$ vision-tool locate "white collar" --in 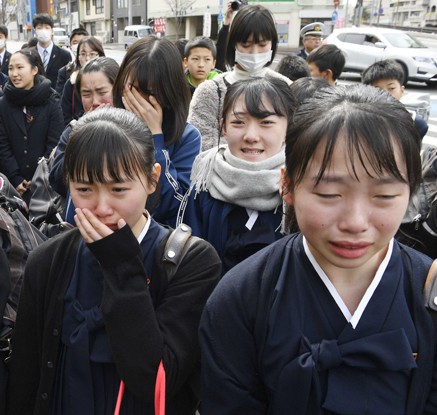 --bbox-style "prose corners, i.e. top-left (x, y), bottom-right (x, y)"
top-left (225, 66), bottom-right (271, 84)
top-left (303, 236), bottom-right (394, 329)
top-left (37, 42), bottom-right (54, 58)
top-left (137, 211), bottom-right (151, 243)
